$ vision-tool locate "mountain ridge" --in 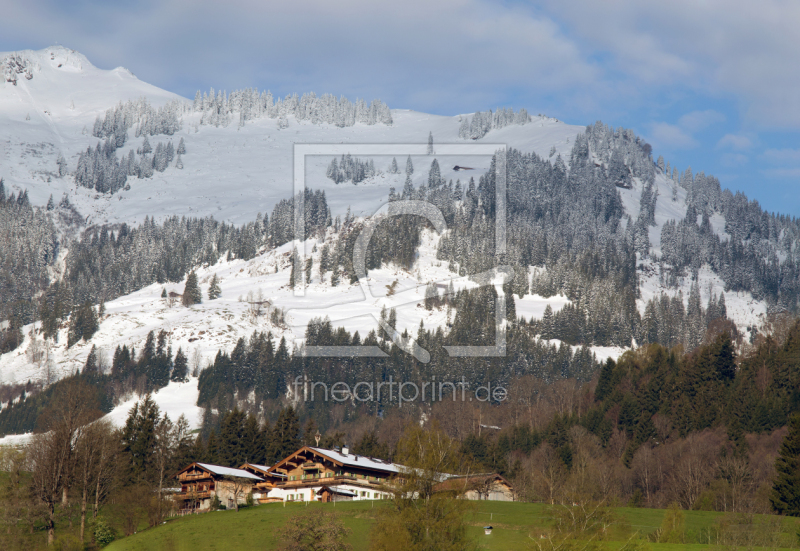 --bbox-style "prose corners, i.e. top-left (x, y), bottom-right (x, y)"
top-left (0, 47), bottom-right (795, 435)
